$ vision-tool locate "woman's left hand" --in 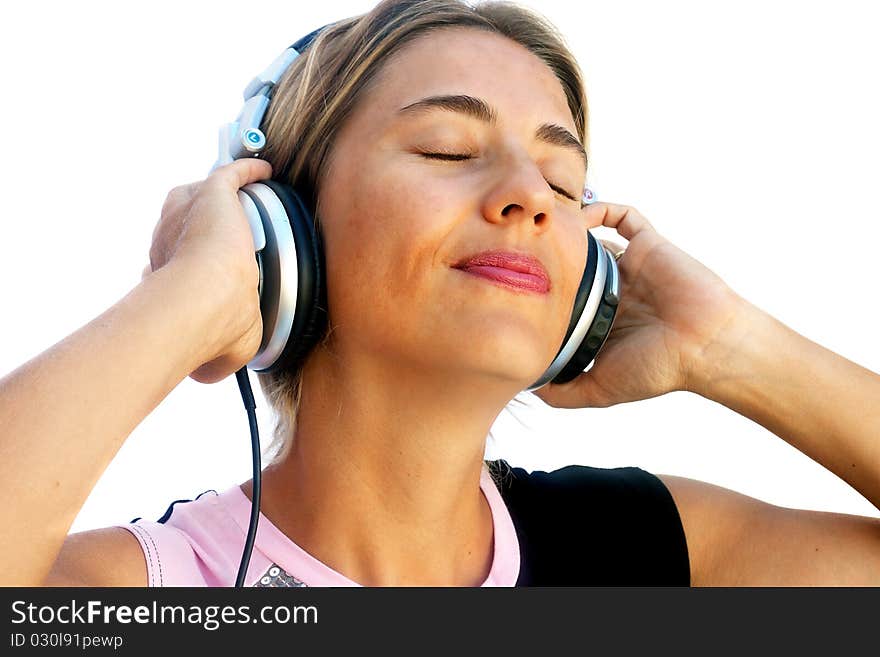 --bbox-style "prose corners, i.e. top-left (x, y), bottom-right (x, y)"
top-left (532, 202), bottom-right (746, 409)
